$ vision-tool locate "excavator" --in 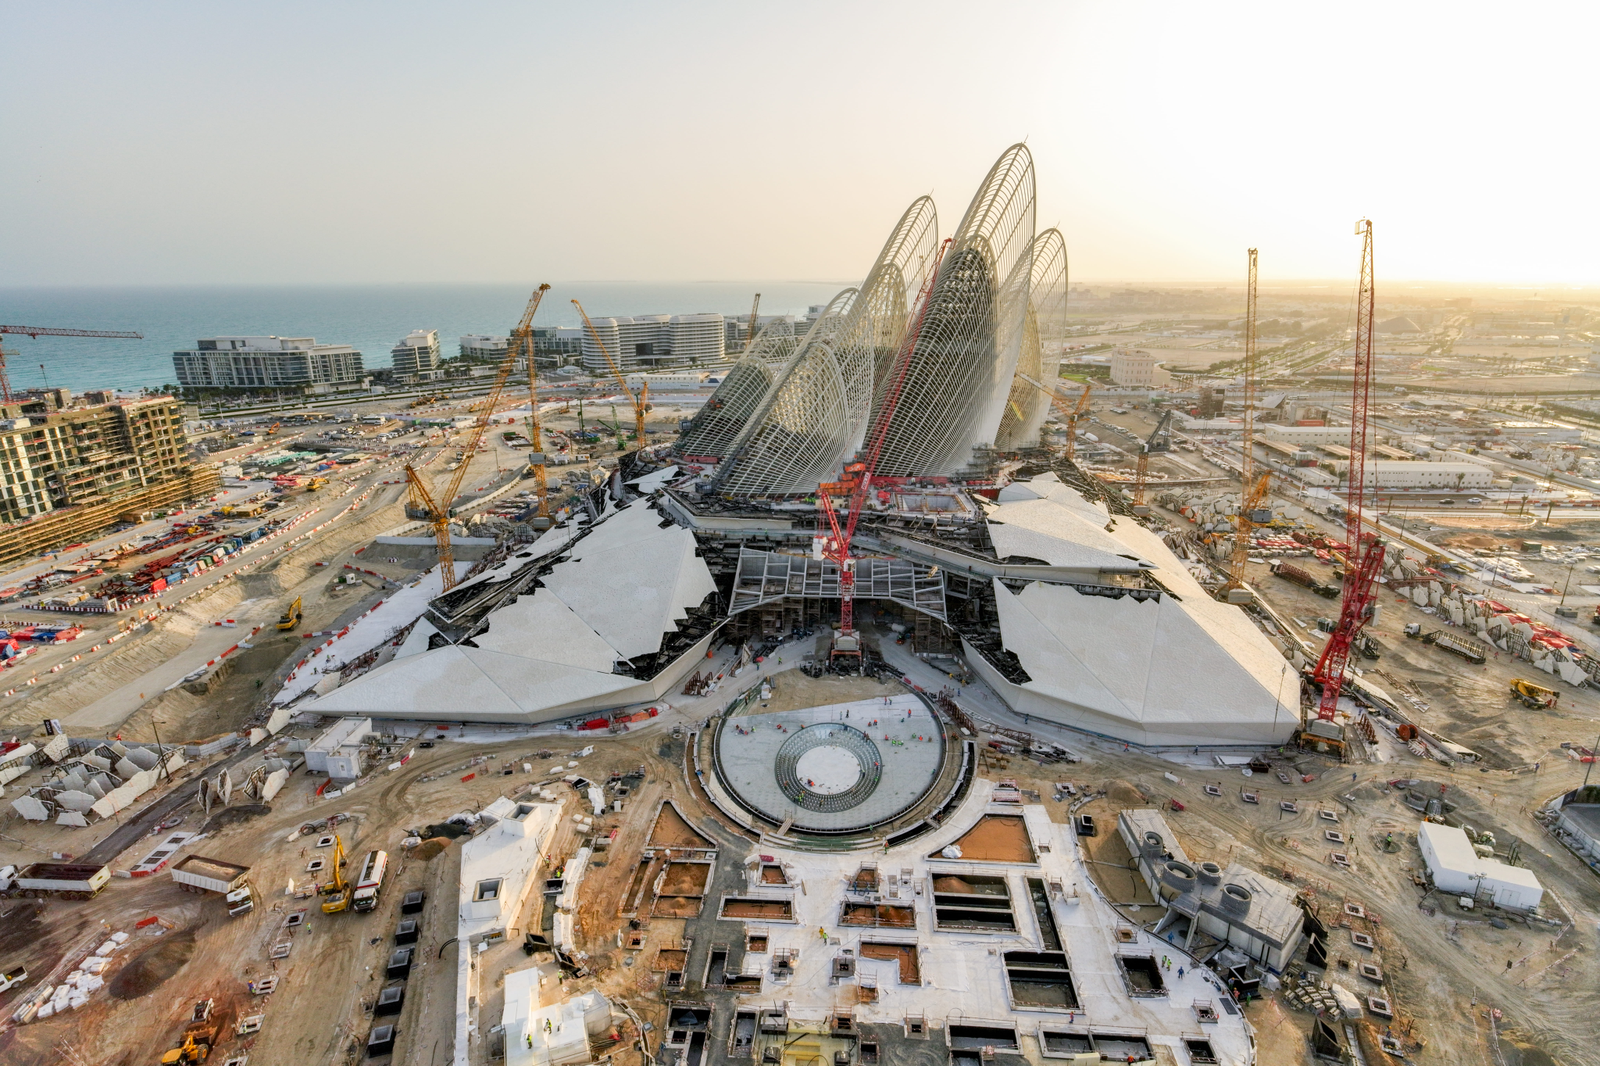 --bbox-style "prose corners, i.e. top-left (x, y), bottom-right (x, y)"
top-left (275, 595), bottom-right (302, 632)
top-left (320, 831), bottom-right (352, 913)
